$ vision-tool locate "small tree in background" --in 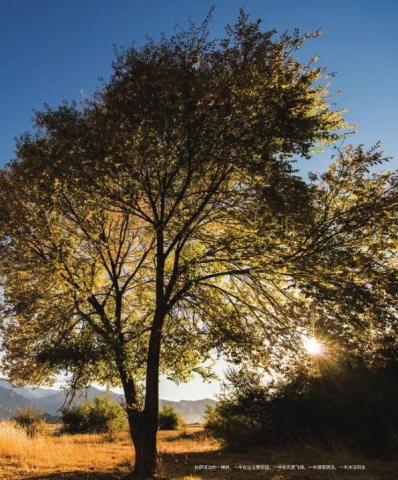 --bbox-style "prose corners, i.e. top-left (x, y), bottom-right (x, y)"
top-left (158, 405), bottom-right (185, 430)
